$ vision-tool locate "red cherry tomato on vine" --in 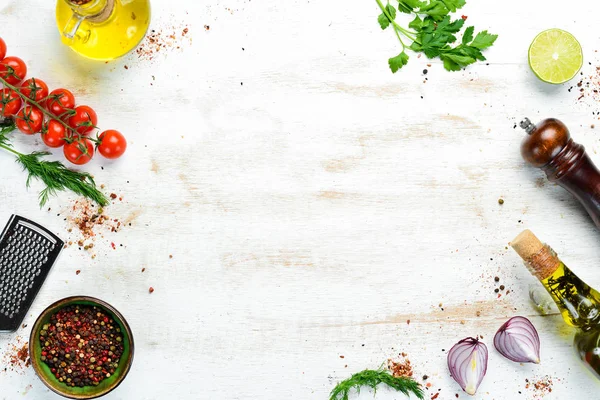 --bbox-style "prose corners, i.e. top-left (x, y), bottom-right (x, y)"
top-left (64, 138), bottom-right (94, 165)
top-left (0, 38), bottom-right (6, 60)
top-left (97, 130), bottom-right (127, 159)
top-left (68, 105), bottom-right (97, 135)
top-left (41, 120), bottom-right (68, 148)
top-left (0, 88), bottom-right (21, 117)
top-left (46, 88), bottom-right (75, 118)
top-left (20, 78), bottom-right (49, 104)
top-left (0, 56), bottom-right (27, 85)
top-left (15, 106), bottom-right (43, 135)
